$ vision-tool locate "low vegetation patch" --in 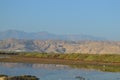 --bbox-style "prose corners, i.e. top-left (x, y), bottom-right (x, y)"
top-left (18, 52), bottom-right (120, 63)
top-left (0, 51), bottom-right (120, 65)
